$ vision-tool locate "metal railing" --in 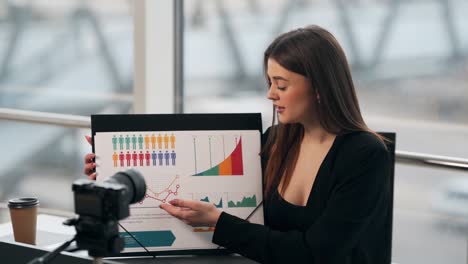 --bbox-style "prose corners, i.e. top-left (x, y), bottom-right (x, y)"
top-left (396, 151), bottom-right (468, 171)
top-left (2, 107), bottom-right (468, 171)
top-left (0, 108), bottom-right (90, 128)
